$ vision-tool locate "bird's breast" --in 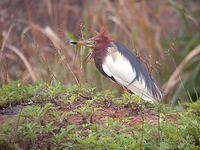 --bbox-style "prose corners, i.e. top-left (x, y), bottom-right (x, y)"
top-left (102, 46), bottom-right (138, 85)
